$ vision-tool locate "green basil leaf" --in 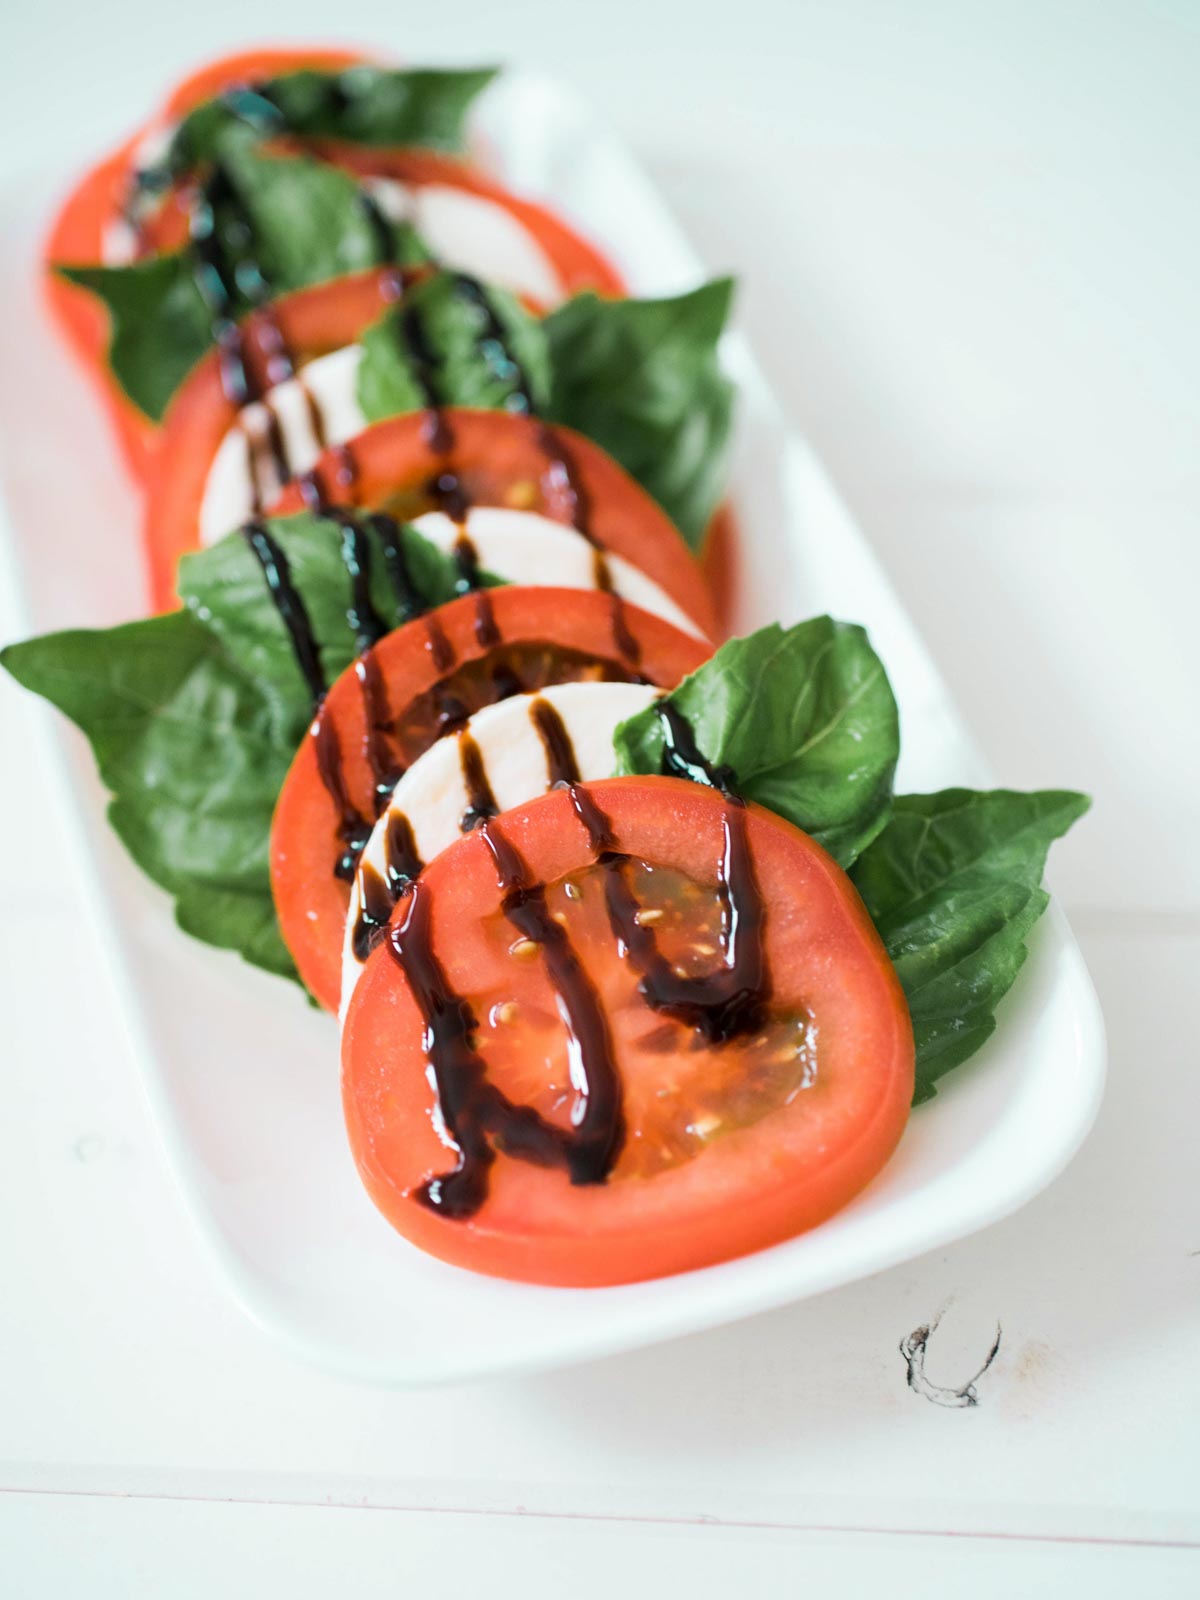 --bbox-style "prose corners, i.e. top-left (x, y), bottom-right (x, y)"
top-left (171, 66), bottom-right (498, 171)
top-left (0, 515), bottom-right (499, 984)
top-left (179, 511), bottom-right (490, 747)
top-left (357, 271), bottom-right (550, 422)
top-left (59, 141), bottom-right (430, 421)
top-left (58, 255), bottom-right (213, 423)
top-left (614, 618), bottom-right (900, 866)
top-left (850, 788), bottom-right (1091, 1103)
top-left (542, 279), bottom-right (736, 550)
top-left (0, 611), bottom-right (298, 982)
